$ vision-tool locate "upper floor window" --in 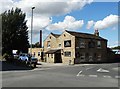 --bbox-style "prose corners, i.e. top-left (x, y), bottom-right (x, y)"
top-left (47, 41), bottom-right (50, 48)
top-left (59, 44), bottom-right (61, 47)
top-left (79, 39), bottom-right (85, 48)
top-left (64, 51), bottom-right (71, 57)
top-left (64, 40), bottom-right (71, 47)
top-left (97, 41), bottom-right (101, 48)
top-left (88, 40), bottom-right (95, 48)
